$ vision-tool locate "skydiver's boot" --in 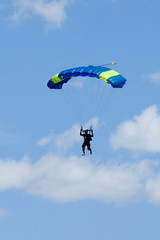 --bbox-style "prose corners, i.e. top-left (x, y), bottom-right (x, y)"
top-left (82, 152), bottom-right (85, 156)
top-left (90, 150), bottom-right (92, 155)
